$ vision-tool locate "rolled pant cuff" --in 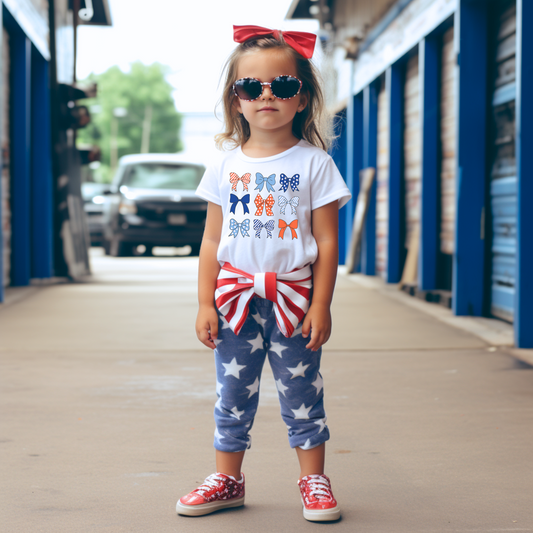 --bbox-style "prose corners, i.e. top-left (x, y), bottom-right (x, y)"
top-left (289, 427), bottom-right (330, 450)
